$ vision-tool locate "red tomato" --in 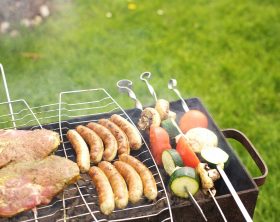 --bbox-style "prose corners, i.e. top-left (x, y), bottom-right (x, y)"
top-left (179, 110), bottom-right (208, 133)
top-left (149, 125), bottom-right (171, 166)
top-left (176, 136), bottom-right (200, 168)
